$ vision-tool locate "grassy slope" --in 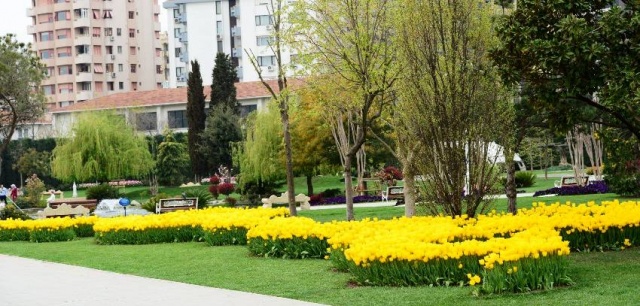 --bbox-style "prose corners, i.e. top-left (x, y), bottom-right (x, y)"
top-left (0, 239), bottom-right (639, 306)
